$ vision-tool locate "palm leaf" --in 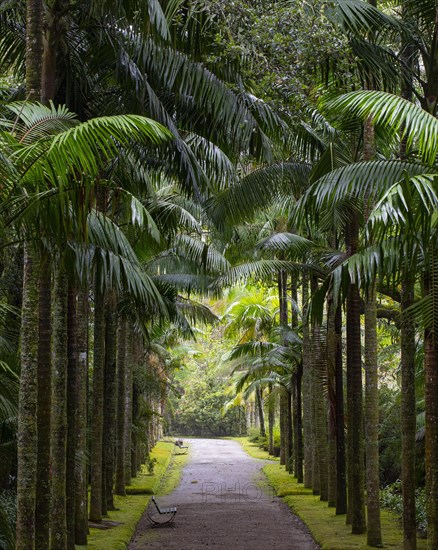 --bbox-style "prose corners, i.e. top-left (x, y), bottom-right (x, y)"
top-left (215, 260), bottom-right (323, 289)
top-left (207, 162), bottom-right (312, 229)
top-left (326, 91), bottom-right (438, 165)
